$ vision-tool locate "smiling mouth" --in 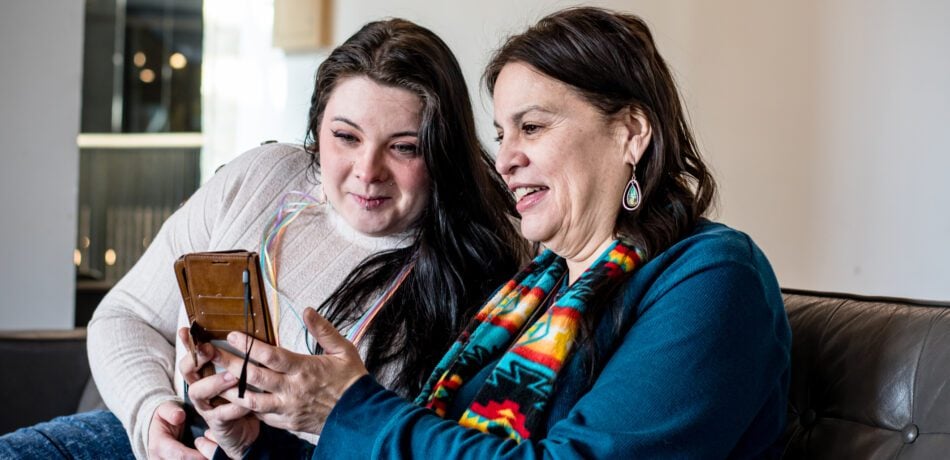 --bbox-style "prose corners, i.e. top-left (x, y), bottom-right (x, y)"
top-left (350, 193), bottom-right (391, 210)
top-left (512, 186), bottom-right (548, 201)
